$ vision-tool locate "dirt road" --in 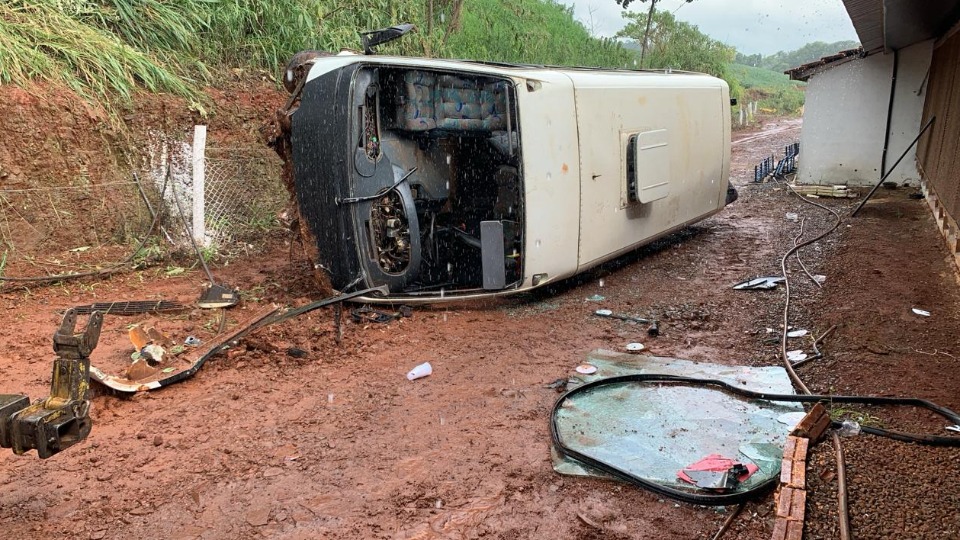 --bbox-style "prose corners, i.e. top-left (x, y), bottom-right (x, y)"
top-left (2, 118), bottom-right (958, 539)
